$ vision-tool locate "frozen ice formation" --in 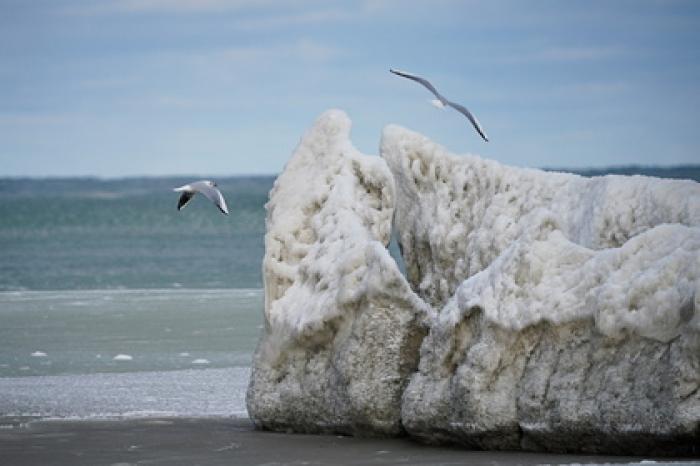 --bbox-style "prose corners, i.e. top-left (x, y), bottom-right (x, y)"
top-left (386, 125), bottom-right (700, 454)
top-left (246, 110), bottom-right (432, 435)
top-left (382, 124), bottom-right (699, 311)
top-left (247, 110), bottom-right (700, 454)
